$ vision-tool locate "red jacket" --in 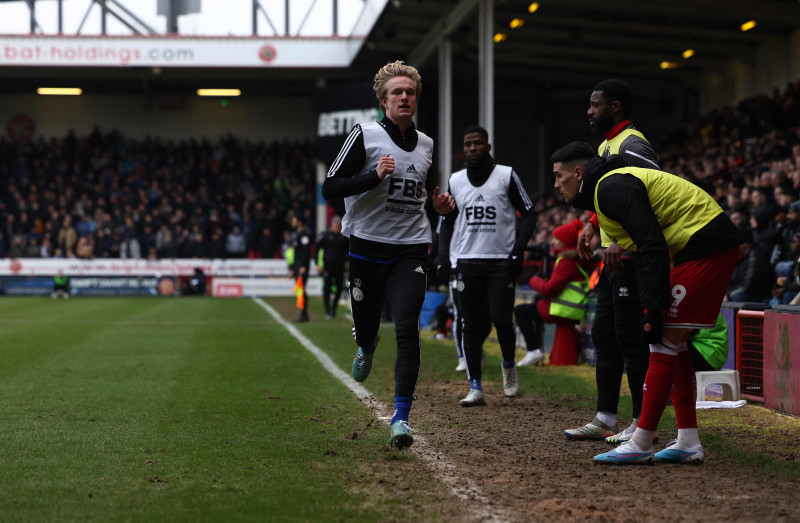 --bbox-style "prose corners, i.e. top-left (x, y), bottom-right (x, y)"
top-left (529, 252), bottom-right (592, 300)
